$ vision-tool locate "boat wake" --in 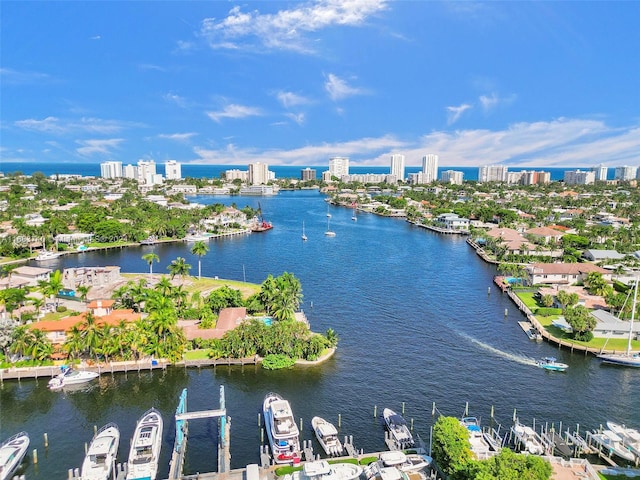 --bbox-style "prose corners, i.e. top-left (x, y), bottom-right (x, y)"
top-left (458, 332), bottom-right (537, 366)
